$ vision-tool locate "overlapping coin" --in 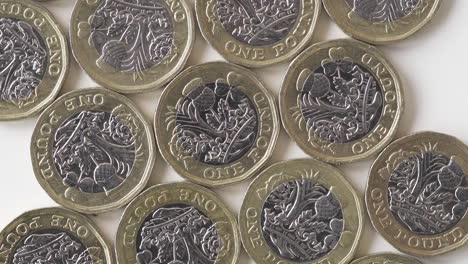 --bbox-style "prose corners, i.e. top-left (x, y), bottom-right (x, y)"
top-left (116, 182), bottom-right (240, 264)
top-left (0, 207), bottom-right (113, 264)
top-left (69, 0), bottom-right (194, 93)
top-left (240, 159), bottom-right (363, 264)
top-left (350, 253), bottom-right (422, 264)
top-left (280, 39), bottom-right (404, 164)
top-left (0, 0), bottom-right (68, 120)
top-left (195, 0), bottom-right (321, 68)
top-left (366, 131), bottom-right (468, 256)
top-left (323, 0), bottom-right (441, 44)
top-left (30, 88), bottom-right (156, 214)
top-left (155, 61), bottom-right (279, 186)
